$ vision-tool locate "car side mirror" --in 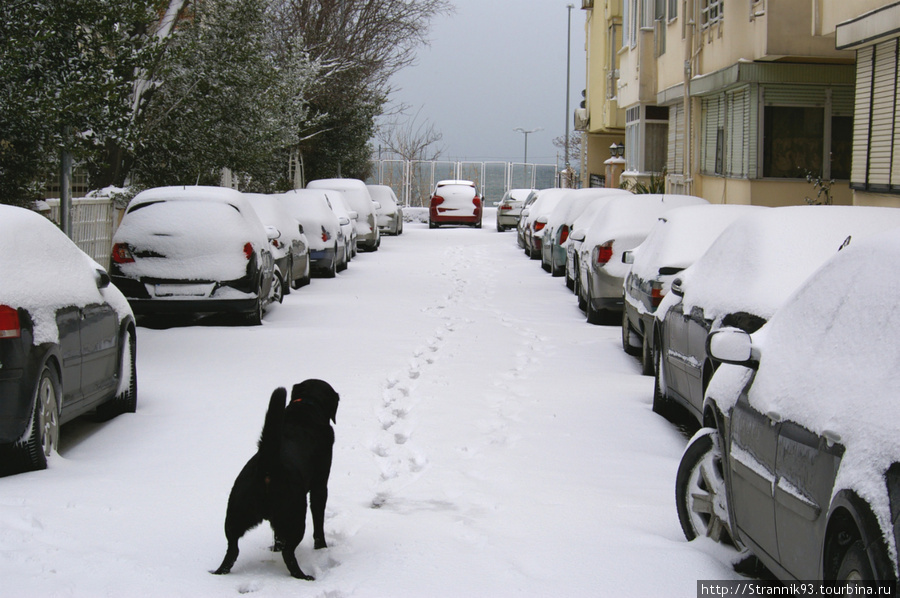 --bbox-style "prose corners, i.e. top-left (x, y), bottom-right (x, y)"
top-left (373, 201), bottom-right (381, 210)
top-left (671, 278), bottom-right (685, 297)
top-left (521, 209), bottom-right (530, 218)
top-left (339, 217), bottom-right (351, 226)
top-left (297, 223), bottom-right (304, 235)
top-left (570, 230), bottom-right (586, 242)
top-left (348, 211), bottom-right (358, 220)
top-left (622, 251), bottom-right (634, 265)
top-left (95, 269), bottom-right (111, 289)
top-left (265, 226), bottom-right (281, 240)
top-left (707, 328), bottom-right (758, 368)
